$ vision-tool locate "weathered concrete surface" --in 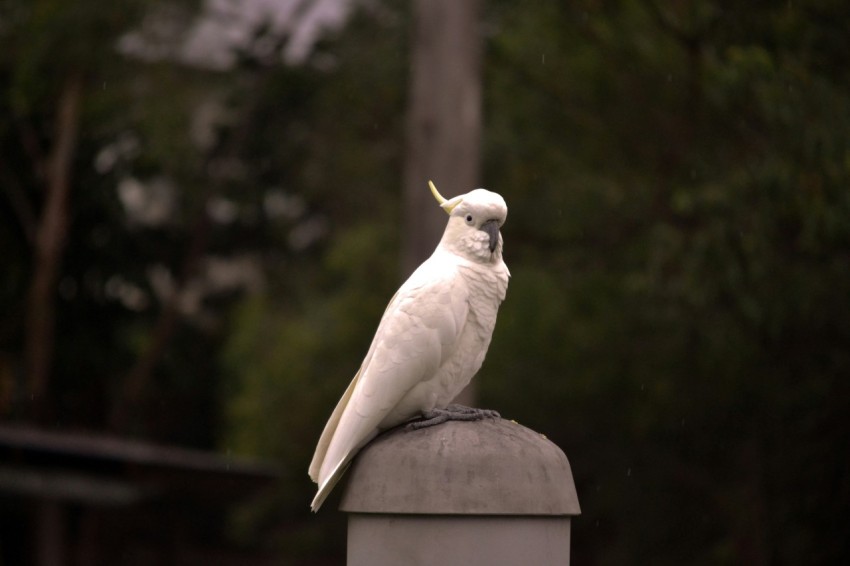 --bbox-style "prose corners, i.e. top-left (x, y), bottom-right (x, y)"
top-left (347, 514), bottom-right (572, 566)
top-left (339, 417), bottom-right (580, 515)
